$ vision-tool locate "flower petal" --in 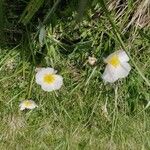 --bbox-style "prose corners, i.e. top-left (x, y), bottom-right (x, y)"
top-left (43, 67), bottom-right (55, 73)
top-left (102, 65), bottom-right (119, 83)
top-left (115, 62), bottom-right (131, 78)
top-left (52, 75), bottom-right (63, 90)
top-left (104, 50), bottom-right (129, 63)
top-left (41, 84), bottom-right (55, 91)
top-left (20, 106), bottom-right (25, 110)
top-left (104, 51), bottom-right (118, 63)
top-left (118, 50), bottom-right (129, 62)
